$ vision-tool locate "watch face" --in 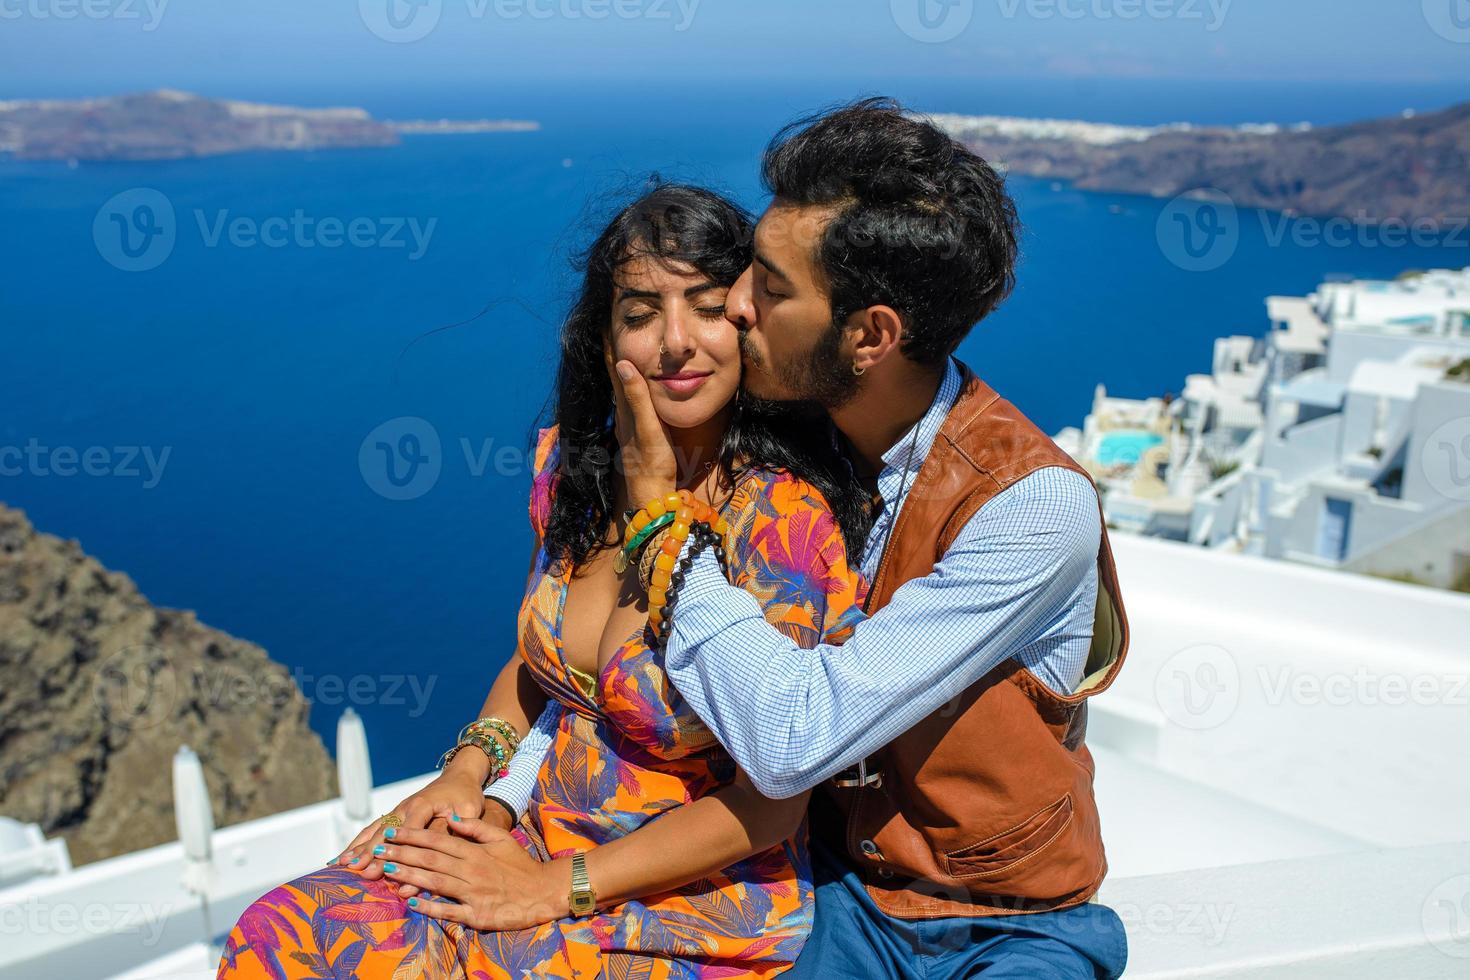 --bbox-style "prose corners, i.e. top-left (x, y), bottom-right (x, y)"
top-left (570, 892), bottom-right (597, 915)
